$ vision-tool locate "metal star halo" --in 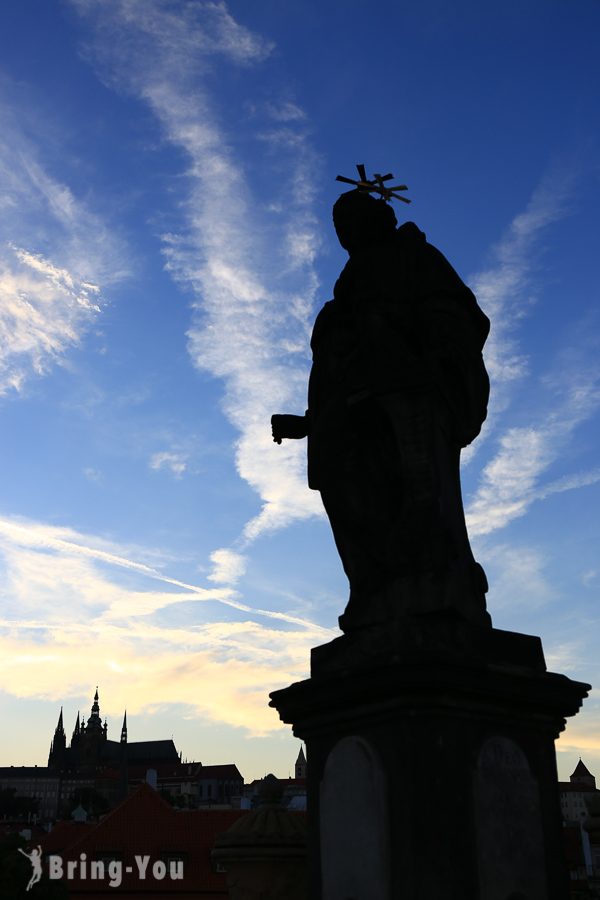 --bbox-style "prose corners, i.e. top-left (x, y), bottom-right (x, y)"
top-left (336, 163), bottom-right (411, 204)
